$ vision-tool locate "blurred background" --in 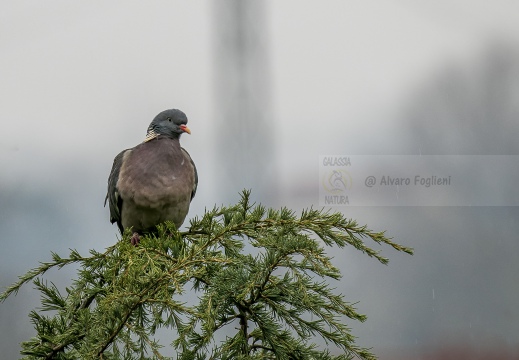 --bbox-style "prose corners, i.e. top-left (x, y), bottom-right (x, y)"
top-left (1, 1), bottom-right (519, 359)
